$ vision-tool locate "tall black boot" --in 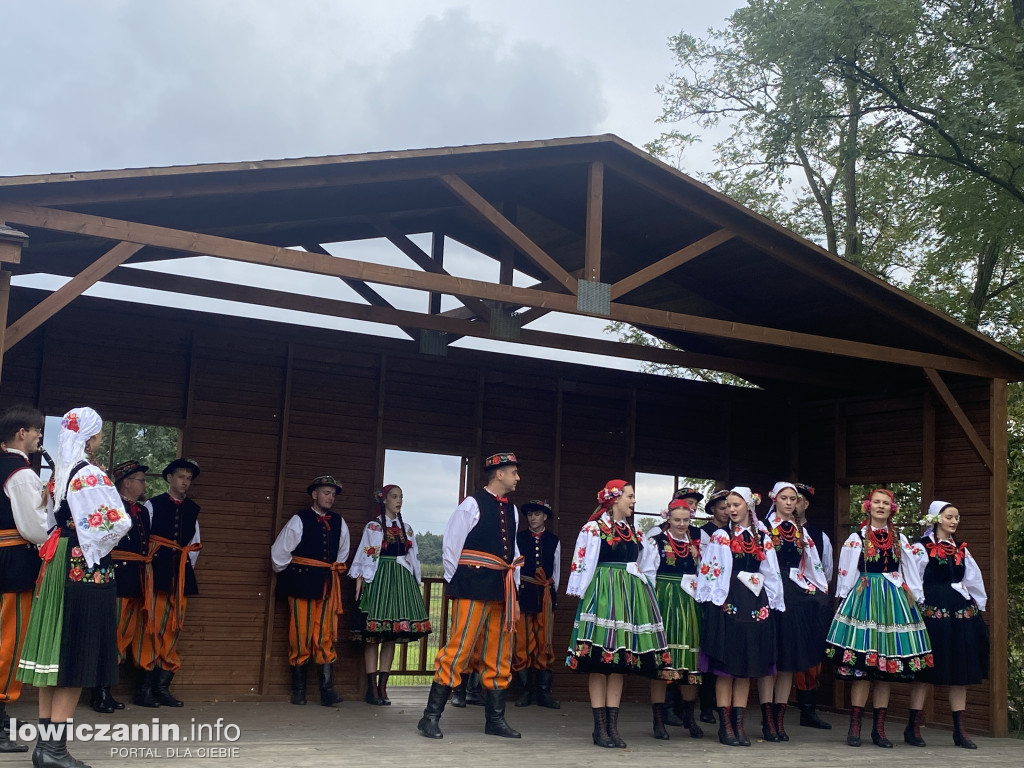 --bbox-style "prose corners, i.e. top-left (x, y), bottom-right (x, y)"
top-left (450, 676), bottom-right (468, 708)
top-left (364, 673), bottom-right (384, 705)
top-left (483, 689), bottom-right (521, 738)
top-left (679, 697), bottom-right (703, 738)
top-left (662, 683), bottom-right (685, 726)
top-left (377, 672), bottom-right (391, 705)
top-left (871, 706), bottom-right (893, 748)
top-left (774, 702), bottom-right (789, 741)
top-left (732, 706), bottom-right (750, 746)
top-left (37, 722), bottom-right (91, 768)
top-left (0, 701), bottom-right (27, 753)
top-left (154, 668), bottom-right (183, 707)
top-left (760, 702), bottom-right (779, 742)
top-left (592, 707), bottom-right (616, 748)
top-left (32, 717), bottom-right (50, 766)
top-left (319, 663), bottom-right (341, 707)
top-left (698, 674), bottom-right (717, 723)
top-left (135, 668), bottom-right (161, 708)
top-left (514, 669), bottom-right (533, 707)
top-left (417, 682), bottom-right (451, 739)
top-left (535, 668), bottom-right (561, 709)
top-left (717, 706), bottom-right (739, 746)
top-left (290, 664), bottom-right (307, 705)
top-left (465, 671), bottom-right (485, 706)
top-left (651, 702), bottom-right (670, 740)
top-left (952, 710), bottom-right (977, 749)
top-left (904, 708), bottom-right (926, 746)
top-left (847, 705), bottom-right (863, 747)
top-left (796, 688), bottom-right (832, 729)
top-left (606, 706), bottom-right (626, 748)
top-left (90, 686), bottom-right (121, 714)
